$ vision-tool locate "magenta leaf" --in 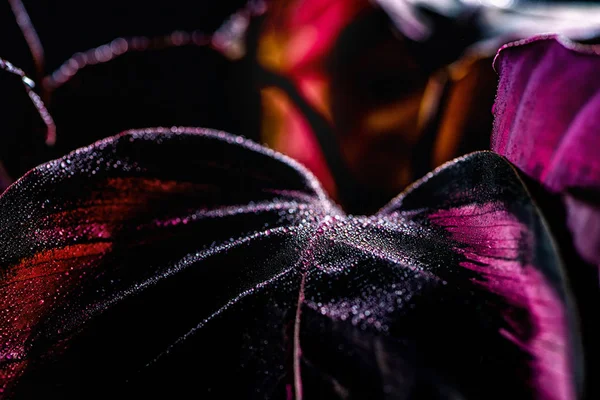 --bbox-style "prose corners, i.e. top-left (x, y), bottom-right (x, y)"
top-left (492, 36), bottom-right (600, 273)
top-left (492, 35), bottom-right (600, 194)
top-left (0, 129), bottom-right (580, 399)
